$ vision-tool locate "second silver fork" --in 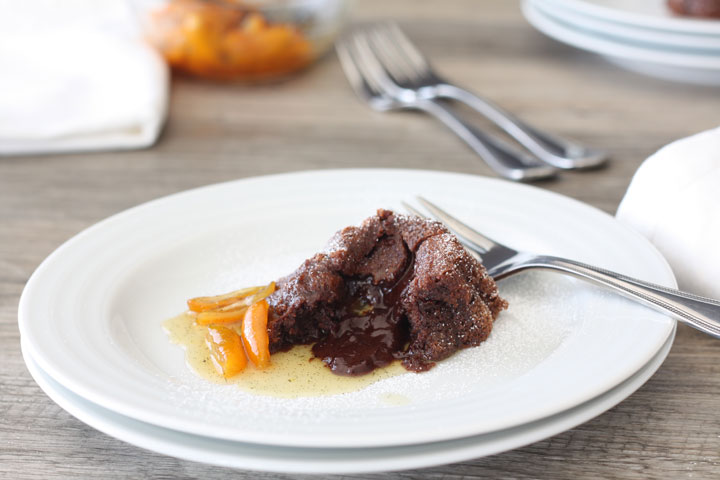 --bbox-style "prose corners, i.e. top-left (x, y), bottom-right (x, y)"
top-left (337, 29), bottom-right (557, 181)
top-left (368, 23), bottom-right (608, 170)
